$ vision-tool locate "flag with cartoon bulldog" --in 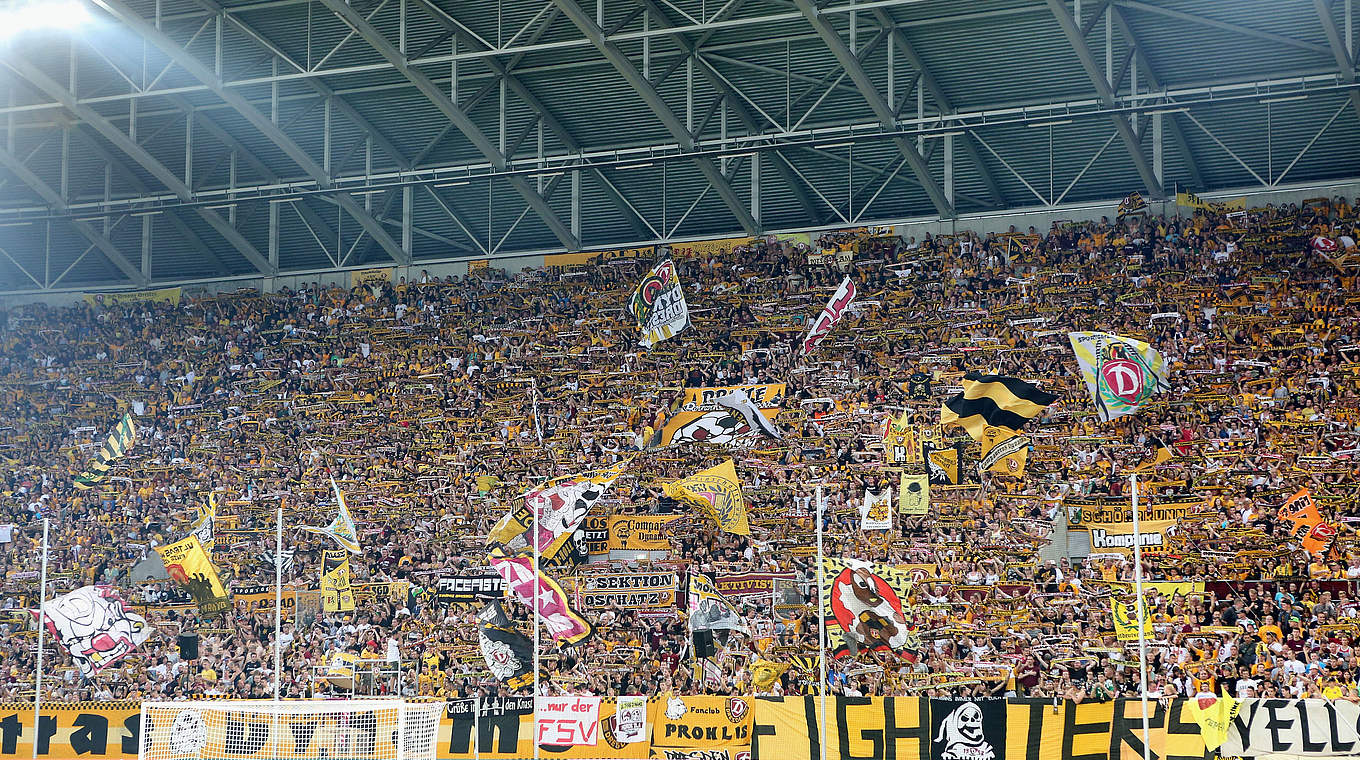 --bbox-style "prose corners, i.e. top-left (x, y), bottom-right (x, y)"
top-left (929, 700), bottom-right (1005, 760)
top-left (820, 558), bottom-right (921, 659)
